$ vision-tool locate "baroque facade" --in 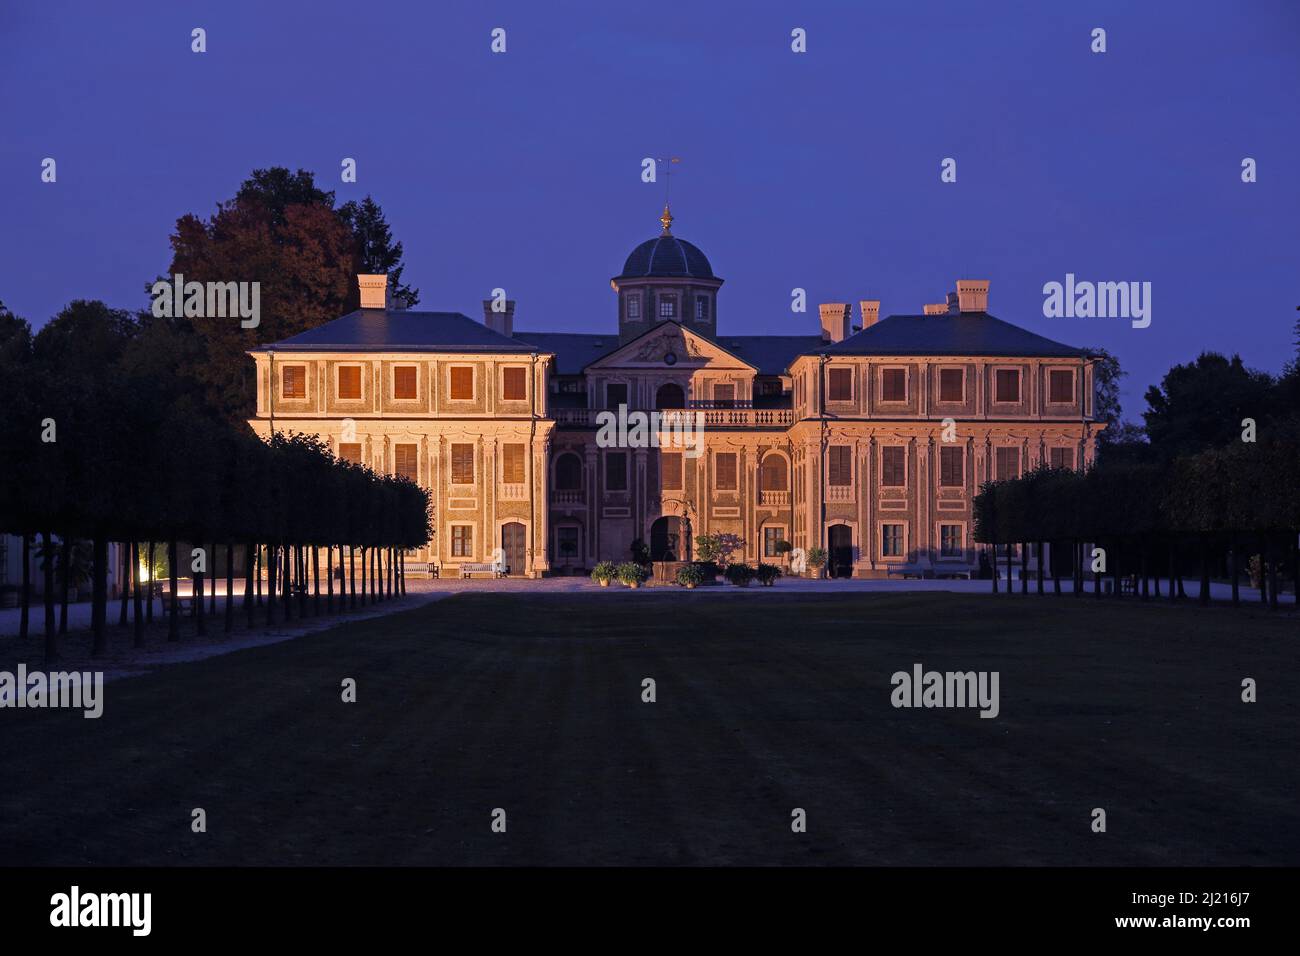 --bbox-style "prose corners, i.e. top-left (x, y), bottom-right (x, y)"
top-left (248, 208), bottom-right (1103, 577)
